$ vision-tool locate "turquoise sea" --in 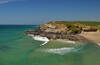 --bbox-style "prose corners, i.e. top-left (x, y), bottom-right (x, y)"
top-left (0, 25), bottom-right (100, 65)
